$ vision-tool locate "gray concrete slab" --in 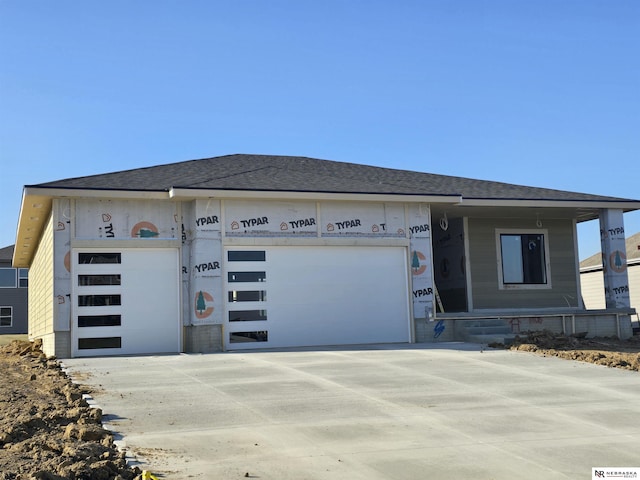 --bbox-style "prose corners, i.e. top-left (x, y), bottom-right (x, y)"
top-left (62, 343), bottom-right (640, 479)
